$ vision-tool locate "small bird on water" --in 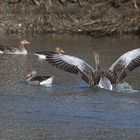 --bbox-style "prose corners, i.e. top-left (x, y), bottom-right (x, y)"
top-left (0, 39), bottom-right (30, 55)
top-left (26, 70), bottom-right (54, 86)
